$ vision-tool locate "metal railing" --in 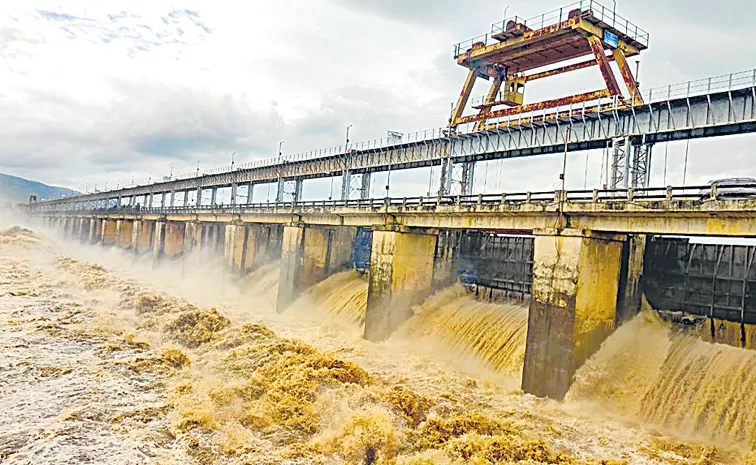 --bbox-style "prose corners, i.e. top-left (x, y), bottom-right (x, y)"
top-left (454, 0), bottom-right (650, 58)
top-left (38, 183), bottom-right (756, 215)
